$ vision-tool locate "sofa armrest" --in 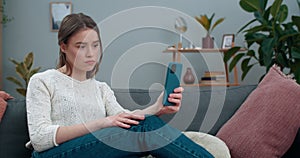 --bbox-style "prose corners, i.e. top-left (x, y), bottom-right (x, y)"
top-left (0, 99), bottom-right (32, 157)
